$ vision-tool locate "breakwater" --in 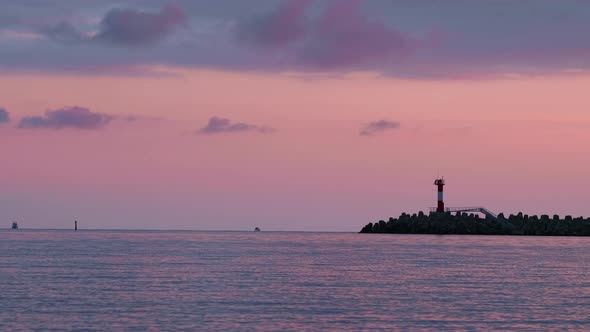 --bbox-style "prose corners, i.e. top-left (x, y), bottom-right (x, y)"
top-left (360, 212), bottom-right (590, 236)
